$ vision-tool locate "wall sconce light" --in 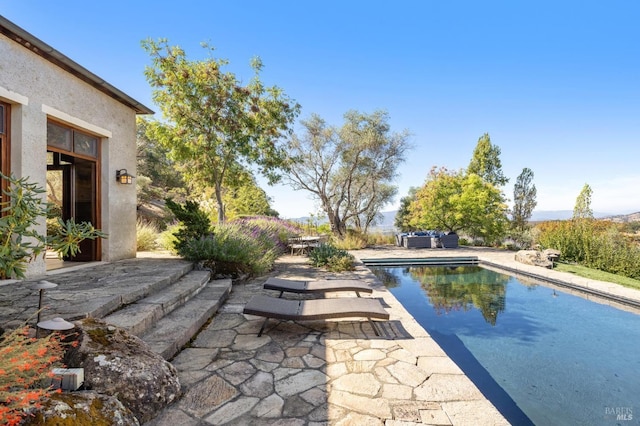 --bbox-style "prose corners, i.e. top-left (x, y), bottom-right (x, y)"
top-left (116, 169), bottom-right (134, 185)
